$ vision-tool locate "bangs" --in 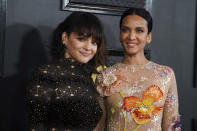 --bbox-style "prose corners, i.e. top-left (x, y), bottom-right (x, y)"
top-left (74, 28), bottom-right (102, 45)
top-left (68, 14), bottom-right (103, 46)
